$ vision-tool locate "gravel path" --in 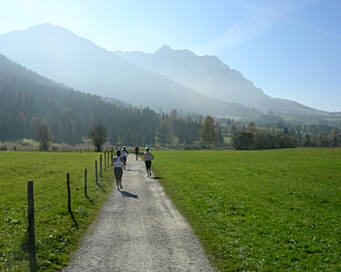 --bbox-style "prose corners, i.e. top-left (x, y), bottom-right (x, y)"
top-left (64, 157), bottom-right (214, 272)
